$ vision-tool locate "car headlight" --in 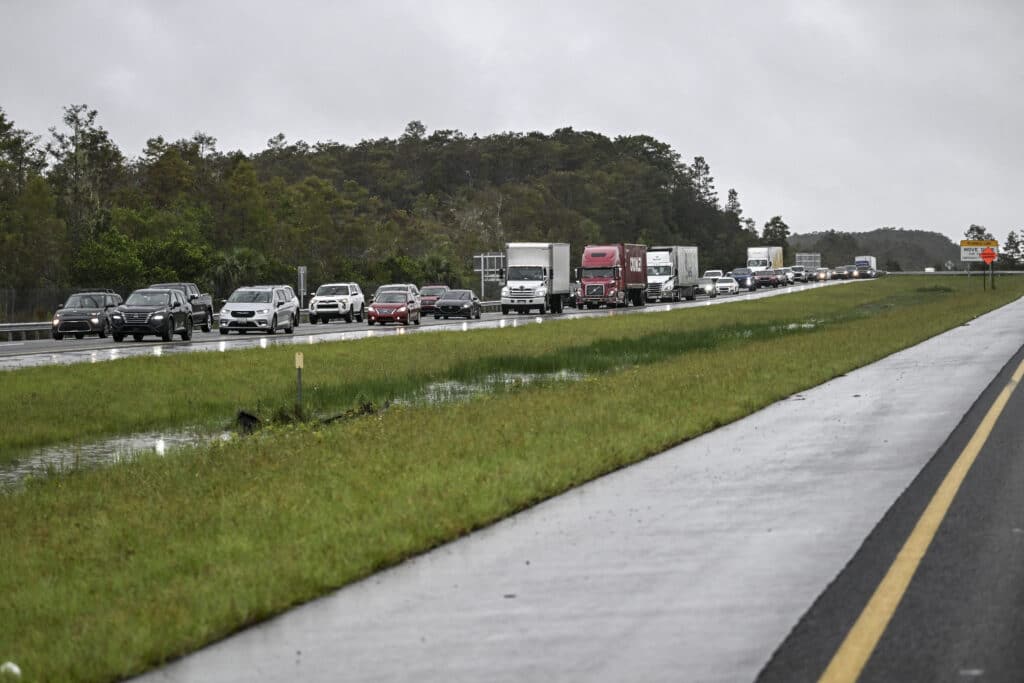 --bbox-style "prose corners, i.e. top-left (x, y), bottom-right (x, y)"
top-left (112, 313), bottom-right (122, 319)
top-left (90, 317), bottom-right (100, 324)
top-left (462, 303), bottom-right (471, 308)
top-left (256, 308), bottom-right (270, 314)
top-left (152, 313), bottom-right (165, 320)
top-left (397, 306), bottom-right (407, 313)
top-left (52, 317), bottom-right (60, 325)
